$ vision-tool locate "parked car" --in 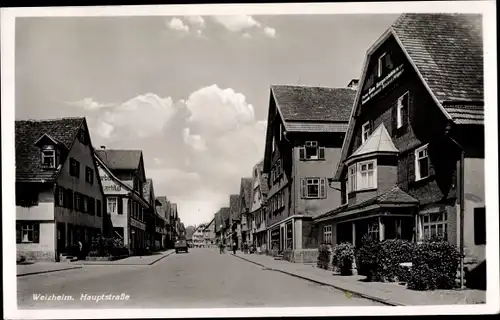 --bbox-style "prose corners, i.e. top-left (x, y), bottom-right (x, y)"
top-left (175, 239), bottom-right (189, 253)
